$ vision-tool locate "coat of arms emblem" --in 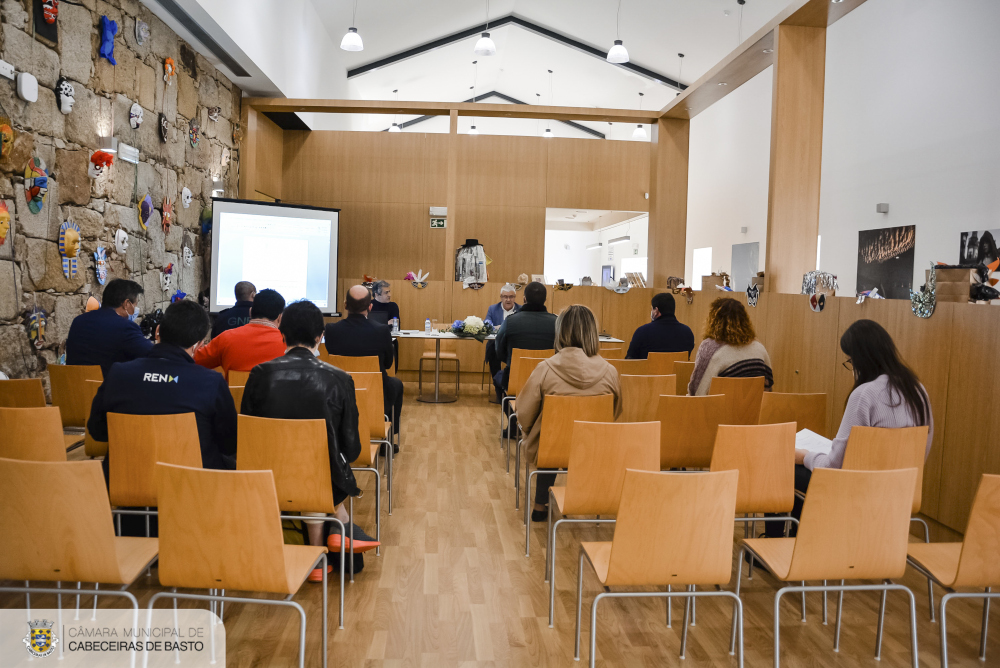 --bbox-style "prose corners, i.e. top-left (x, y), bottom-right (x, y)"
top-left (24, 619), bottom-right (59, 657)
